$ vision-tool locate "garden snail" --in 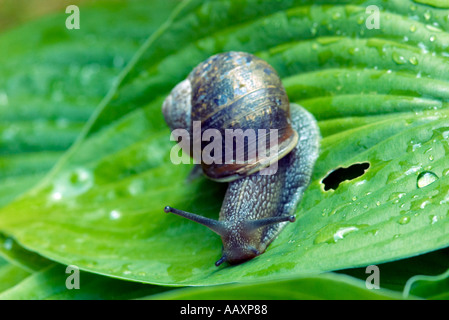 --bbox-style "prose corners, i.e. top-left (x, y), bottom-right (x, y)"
top-left (162, 51), bottom-right (320, 266)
